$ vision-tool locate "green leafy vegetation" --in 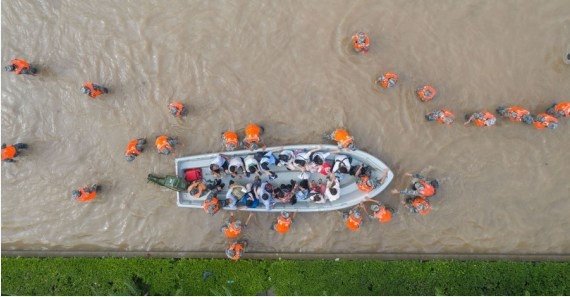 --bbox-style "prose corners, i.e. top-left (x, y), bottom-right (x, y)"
top-left (2, 257), bottom-right (569, 295)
